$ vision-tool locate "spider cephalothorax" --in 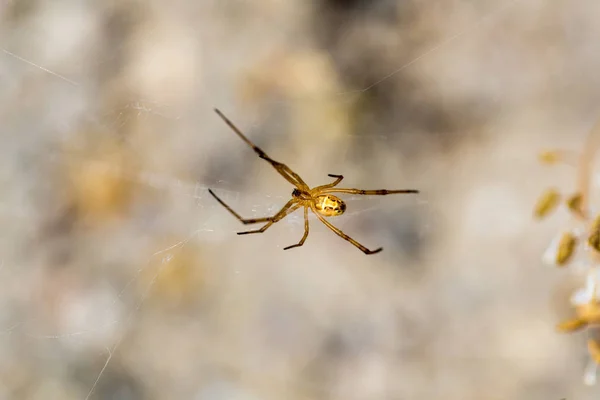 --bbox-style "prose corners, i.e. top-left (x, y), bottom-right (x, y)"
top-left (291, 188), bottom-right (306, 199)
top-left (208, 108), bottom-right (419, 254)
